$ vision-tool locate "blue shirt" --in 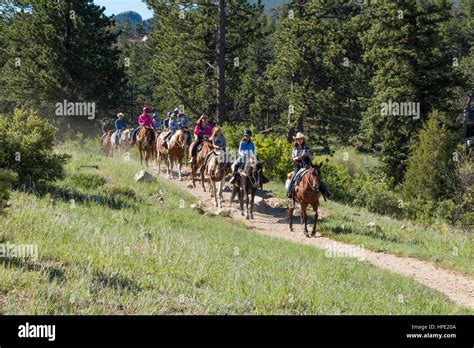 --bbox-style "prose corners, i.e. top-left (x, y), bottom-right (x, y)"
top-left (115, 119), bottom-right (127, 131)
top-left (177, 115), bottom-right (189, 128)
top-left (153, 119), bottom-right (162, 129)
top-left (168, 119), bottom-right (178, 131)
top-left (213, 135), bottom-right (226, 149)
top-left (239, 140), bottom-right (256, 159)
